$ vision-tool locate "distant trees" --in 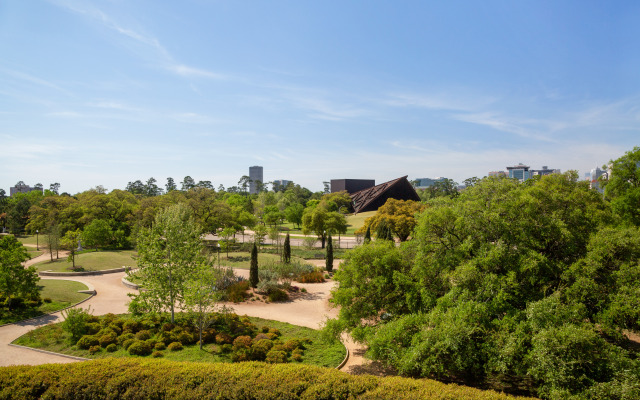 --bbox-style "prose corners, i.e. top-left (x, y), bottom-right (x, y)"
top-left (357, 199), bottom-right (426, 242)
top-left (302, 205), bottom-right (346, 249)
top-left (603, 146), bottom-right (640, 226)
